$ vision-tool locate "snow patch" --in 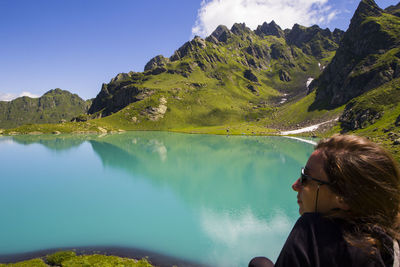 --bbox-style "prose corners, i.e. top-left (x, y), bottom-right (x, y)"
top-left (280, 118), bottom-right (338, 135)
top-left (283, 136), bottom-right (317, 145)
top-left (306, 77), bottom-right (314, 88)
